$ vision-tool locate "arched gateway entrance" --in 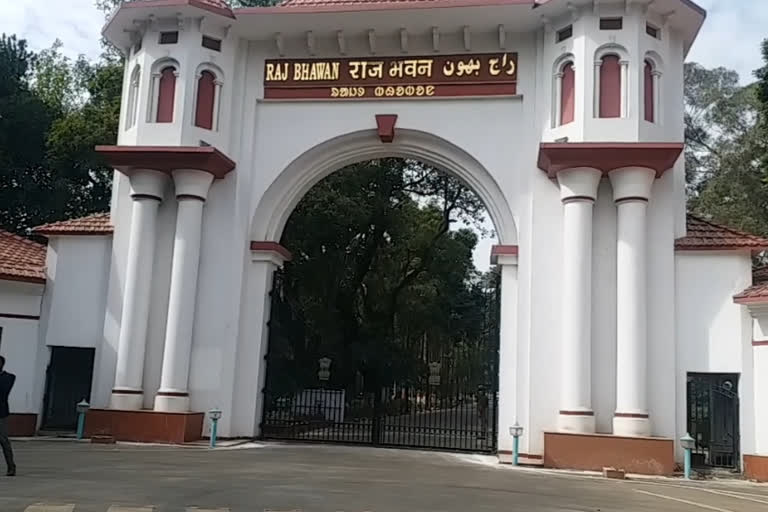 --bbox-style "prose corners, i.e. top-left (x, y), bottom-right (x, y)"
top-left (88, 0), bottom-right (709, 473)
top-left (251, 130), bottom-right (518, 452)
